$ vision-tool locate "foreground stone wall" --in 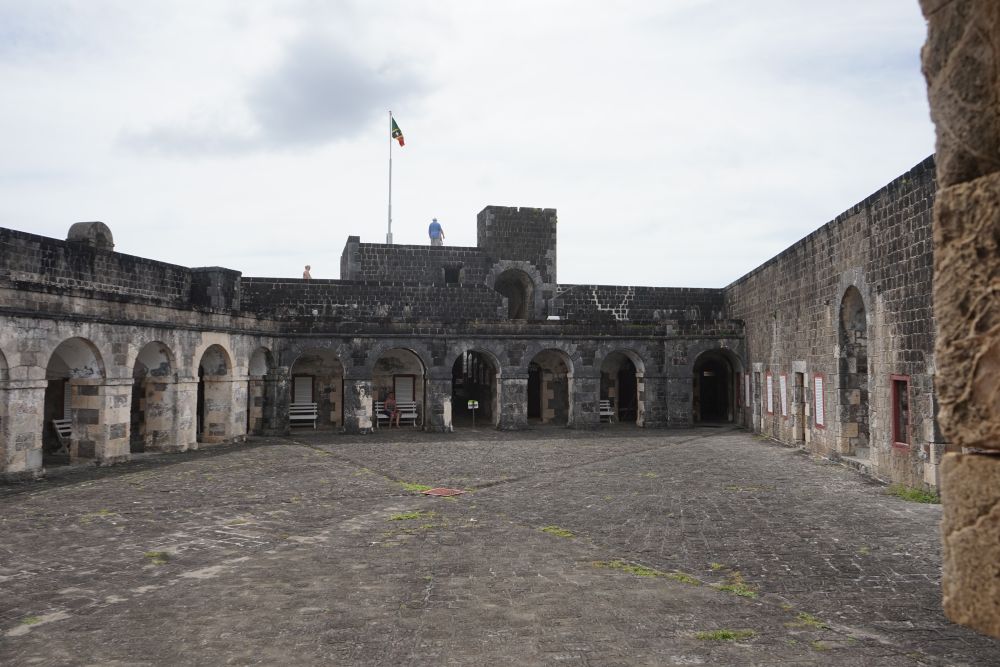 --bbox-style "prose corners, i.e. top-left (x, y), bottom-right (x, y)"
top-left (725, 157), bottom-right (941, 488)
top-left (920, 0), bottom-right (1000, 639)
